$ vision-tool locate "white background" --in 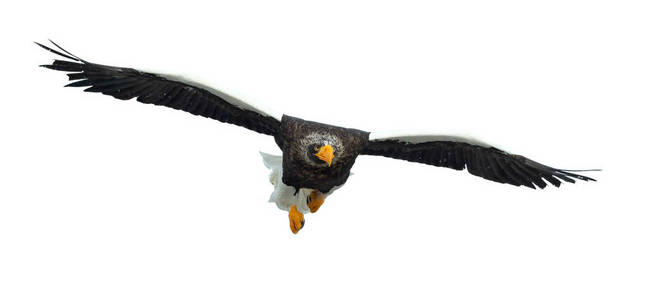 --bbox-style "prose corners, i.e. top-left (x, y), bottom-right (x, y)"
top-left (1, 1), bottom-right (658, 299)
